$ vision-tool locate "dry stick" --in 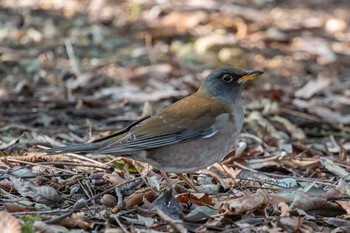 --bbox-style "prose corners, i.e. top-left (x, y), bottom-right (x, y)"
top-left (176, 173), bottom-right (200, 193)
top-left (217, 161), bottom-right (241, 189)
top-left (234, 161), bottom-right (336, 186)
top-left (64, 38), bottom-right (81, 77)
top-left (38, 161), bottom-right (109, 170)
top-left (155, 207), bottom-right (187, 233)
top-left (63, 153), bottom-right (106, 166)
top-left (11, 208), bottom-right (78, 216)
top-left (5, 158), bottom-right (77, 175)
top-left (115, 216), bottom-right (130, 233)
